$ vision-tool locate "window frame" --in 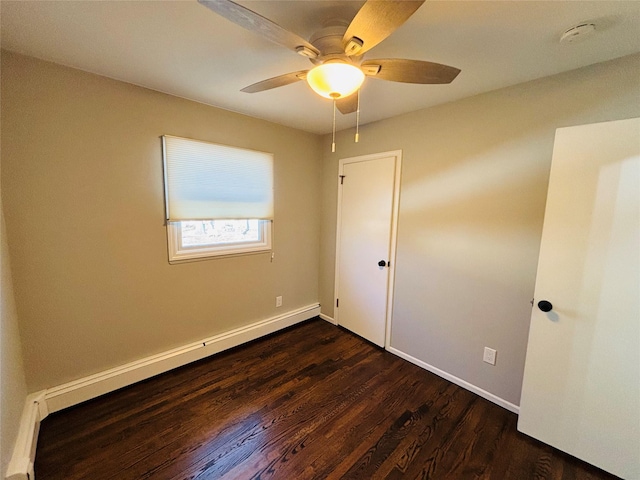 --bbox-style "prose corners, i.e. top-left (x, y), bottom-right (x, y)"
top-left (167, 219), bottom-right (272, 263)
top-left (161, 135), bottom-right (275, 264)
